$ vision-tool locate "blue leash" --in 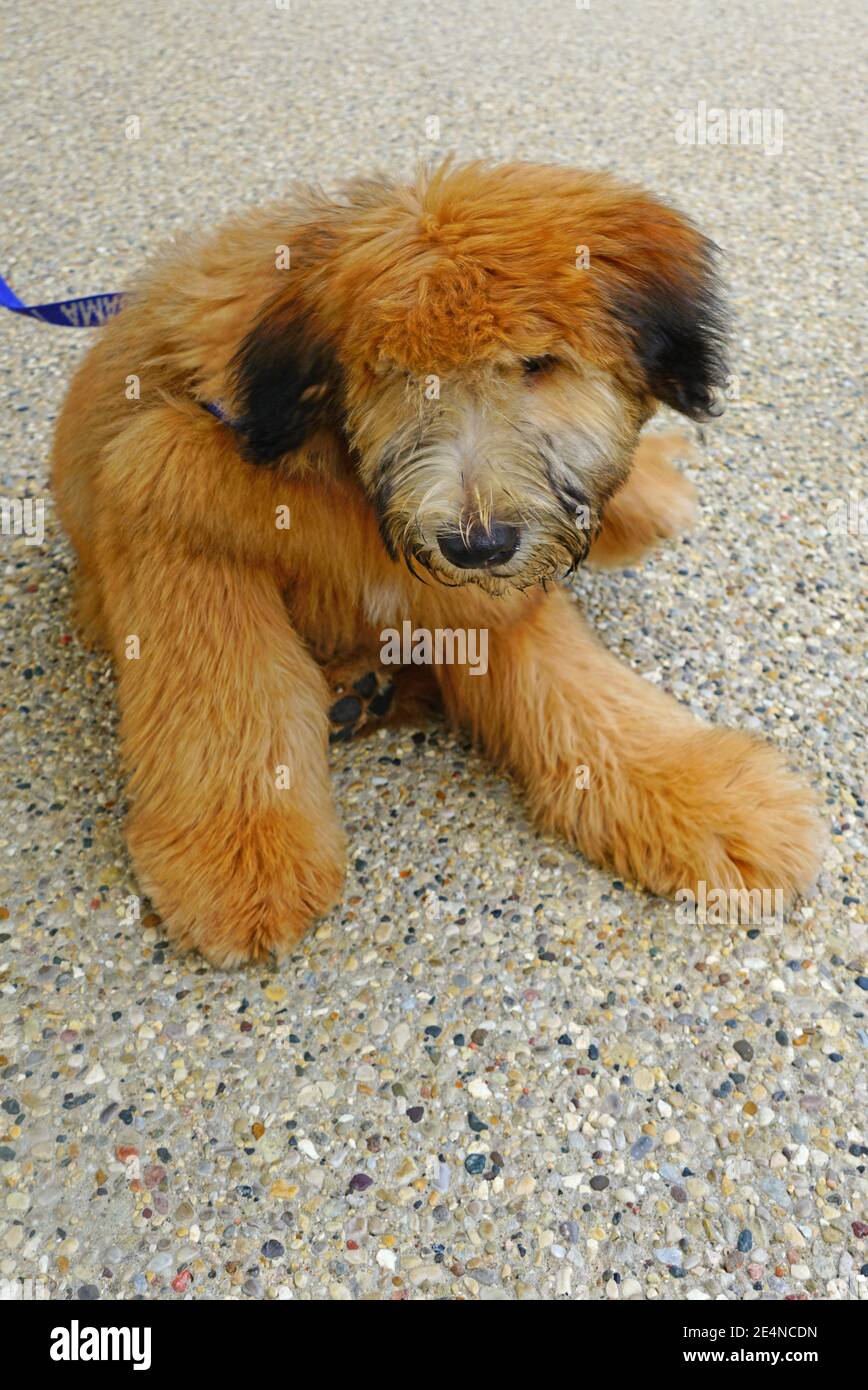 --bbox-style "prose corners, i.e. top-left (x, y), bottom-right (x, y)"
top-left (0, 270), bottom-right (125, 327)
top-left (1, 269), bottom-right (234, 423)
